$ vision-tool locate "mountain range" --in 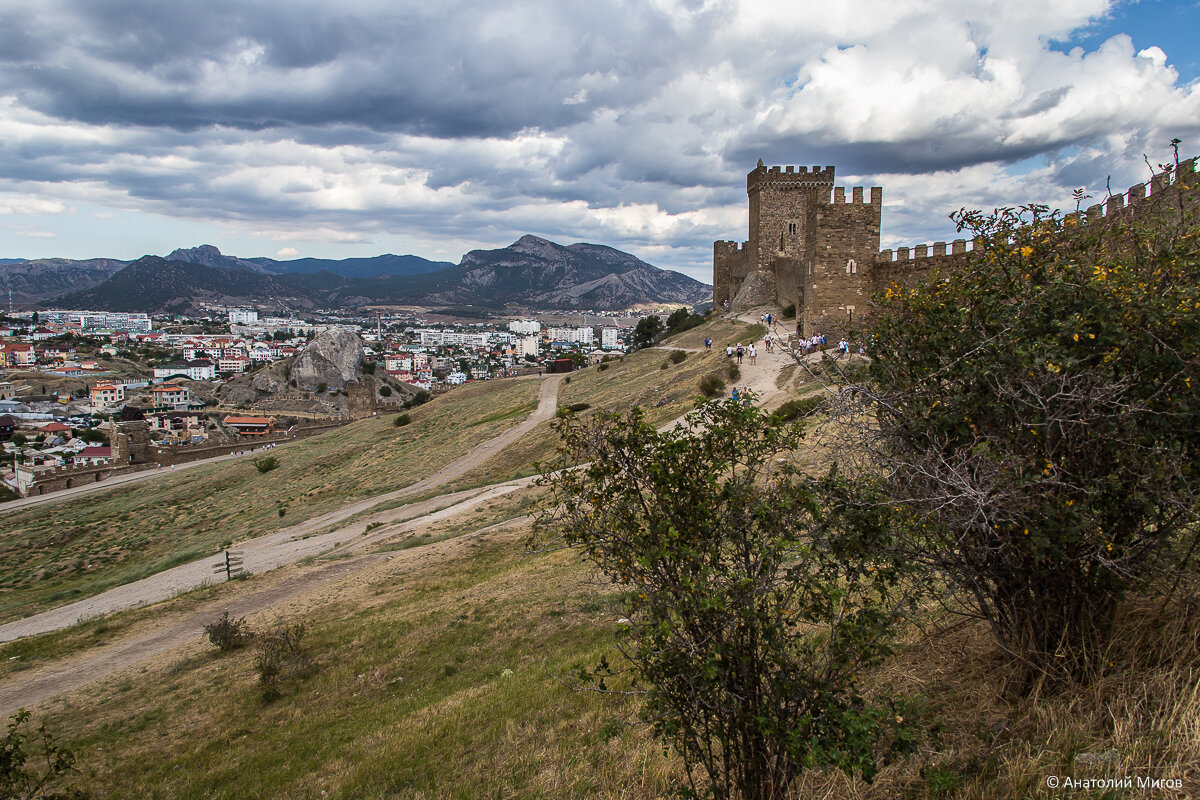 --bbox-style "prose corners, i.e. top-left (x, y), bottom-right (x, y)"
top-left (23, 237), bottom-right (709, 313)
